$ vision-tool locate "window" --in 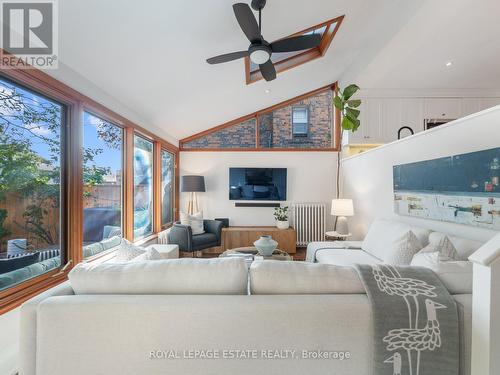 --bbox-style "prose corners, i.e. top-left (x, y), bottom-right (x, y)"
top-left (182, 118), bottom-right (256, 150)
top-left (181, 85), bottom-right (337, 151)
top-left (82, 112), bottom-right (123, 258)
top-left (292, 107), bottom-right (309, 137)
top-left (161, 150), bottom-right (175, 227)
top-left (245, 16), bottom-right (344, 84)
top-left (0, 77), bottom-right (64, 290)
top-left (133, 136), bottom-right (153, 240)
